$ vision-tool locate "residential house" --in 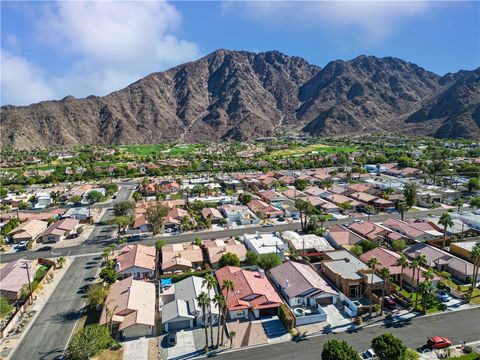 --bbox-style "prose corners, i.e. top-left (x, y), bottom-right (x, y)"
top-left (62, 207), bottom-right (92, 222)
top-left (450, 241), bottom-right (479, 261)
top-left (382, 218), bottom-right (442, 241)
top-left (161, 276), bottom-right (219, 331)
top-left (348, 192), bottom-right (378, 205)
top-left (220, 204), bottom-right (259, 226)
top-left (7, 219), bottom-right (48, 244)
top-left (99, 277), bottom-right (155, 339)
top-left (348, 221), bottom-right (390, 242)
top-left (321, 250), bottom-right (383, 300)
top-left (403, 242), bottom-right (474, 282)
top-left (38, 218), bottom-right (79, 243)
top-left (201, 208), bottom-right (224, 224)
top-left (282, 189), bottom-right (308, 200)
top-left (161, 242), bottom-right (204, 273)
top-left (247, 199), bottom-right (284, 219)
top-left (215, 266), bottom-right (283, 319)
top-left (372, 198), bottom-right (394, 212)
top-left (242, 232), bottom-right (286, 260)
top-left (271, 261), bottom-right (338, 307)
top-left (360, 247), bottom-right (440, 288)
top-left (258, 190), bottom-right (287, 203)
top-left (281, 231), bottom-right (334, 257)
top-left (325, 194), bottom-right (362, 210)
top-left (0, 259), bottom-right (37, 300)
top-left (115, 244), bottom-right (156, 280)
top-left (325, 224), bottom-right (364, 249)
top-left (203, 239), bottom-right (247, 268)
